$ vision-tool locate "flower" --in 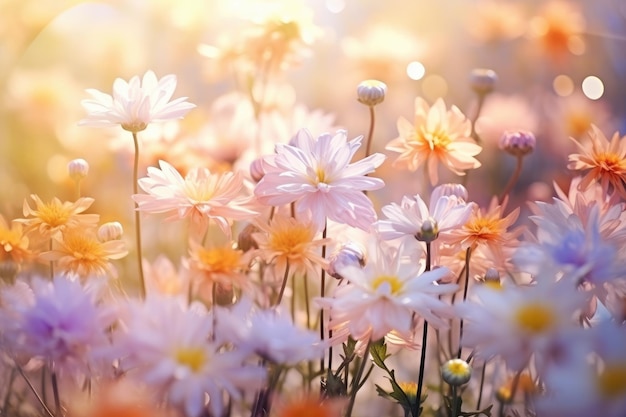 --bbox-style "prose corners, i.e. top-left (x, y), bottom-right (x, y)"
top-left (17, 276), bottom-right (115, 375)
top-left (78, 70), bottom-right (195, 133)
top-left (317, 240), bottom-right (457, 342)
top-left (254, 129), bottom-right (385, 231)
top-left (0, 215), bottom-right (31, 264)
top-left (40, 229), bottom-right (128, 278)
top-left (113, 296), bottom-right (266, 417)
top-left (357, 79), bottom-right (387, 106)
top-left (133, 160), bottom-right (259, 238)
top-left (253, 214), bottom-right (330, 279)
top-left (386, 97), bottom-right (481, 185)
top-left (499, 130), bottom-right (536, 157)
top-left (142, 255), bottom-right (189, 298)
top-left (17, 195), bottom-right (99, 239)
top-left (456, 279), bottom-right (586, 371)
top-left (568, 124), bottom-right (626, 199)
